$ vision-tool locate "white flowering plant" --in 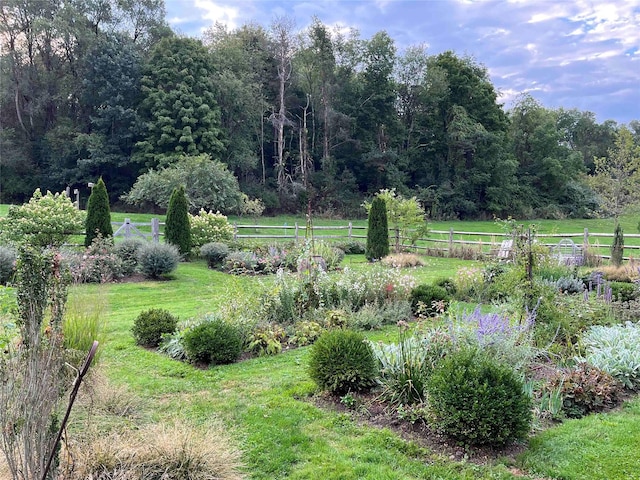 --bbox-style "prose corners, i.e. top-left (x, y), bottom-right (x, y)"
top-left (0, 189), bottom-right (85, 247)
top-left (188, 209), bottom-right (234, 248)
